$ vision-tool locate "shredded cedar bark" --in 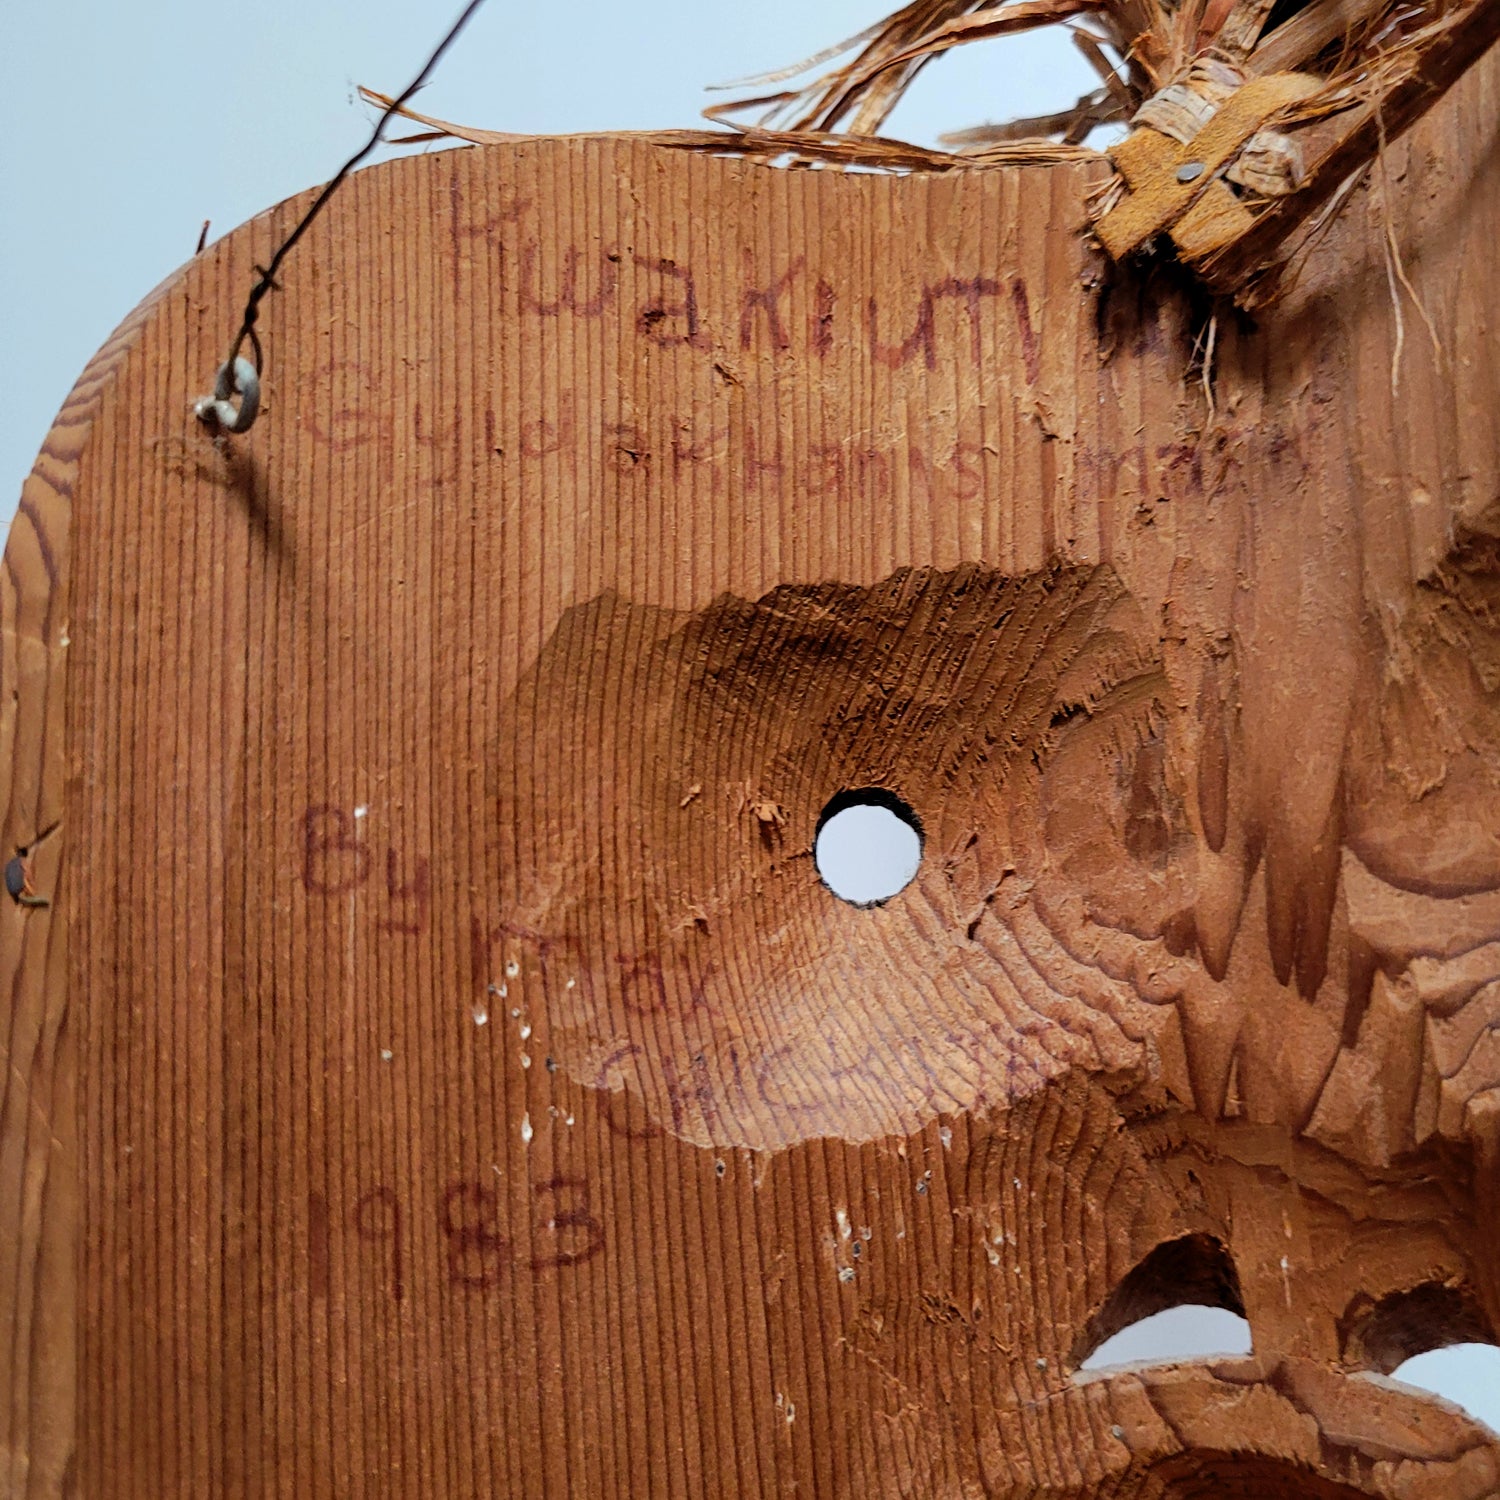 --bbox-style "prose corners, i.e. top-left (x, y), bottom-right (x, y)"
top-left (367, 0), bottom-right (1500, 306)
